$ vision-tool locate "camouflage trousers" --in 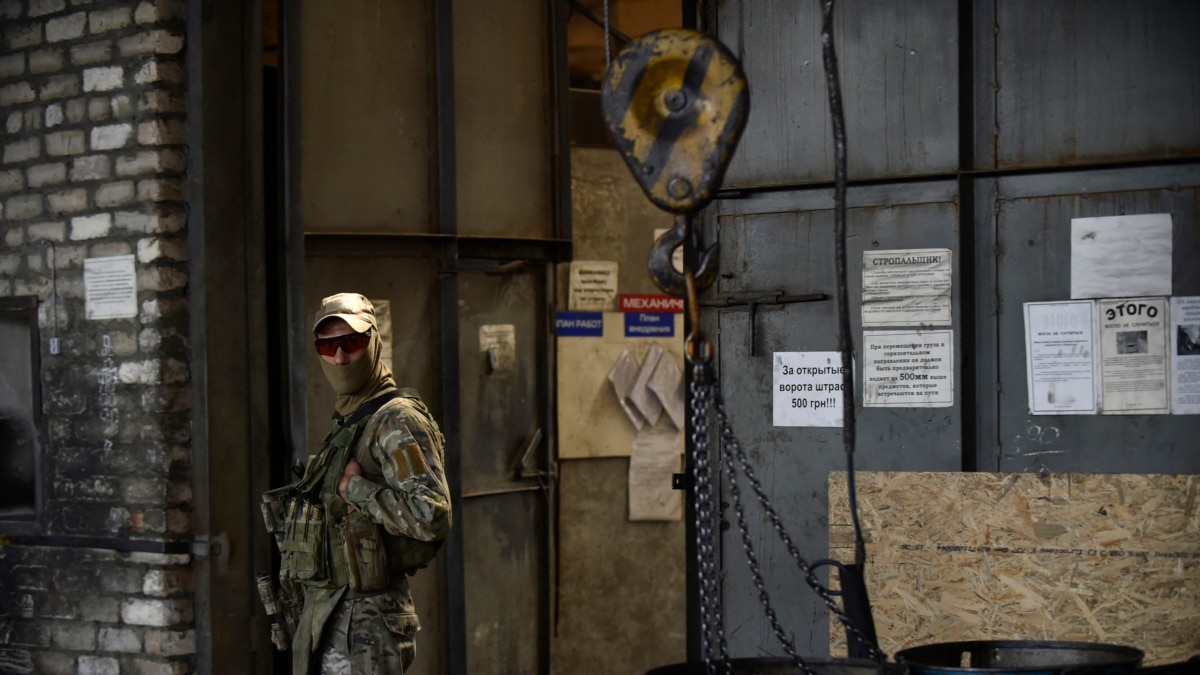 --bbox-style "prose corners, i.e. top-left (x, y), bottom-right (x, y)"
top-left (315, 593), bottom-right (420, 674)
